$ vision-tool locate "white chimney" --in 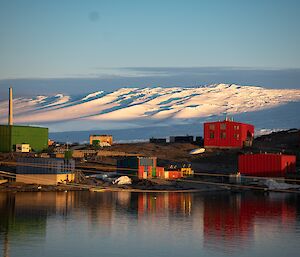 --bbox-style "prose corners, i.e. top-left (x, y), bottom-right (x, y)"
top-left (8, 87), bottom-right (13, 125)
